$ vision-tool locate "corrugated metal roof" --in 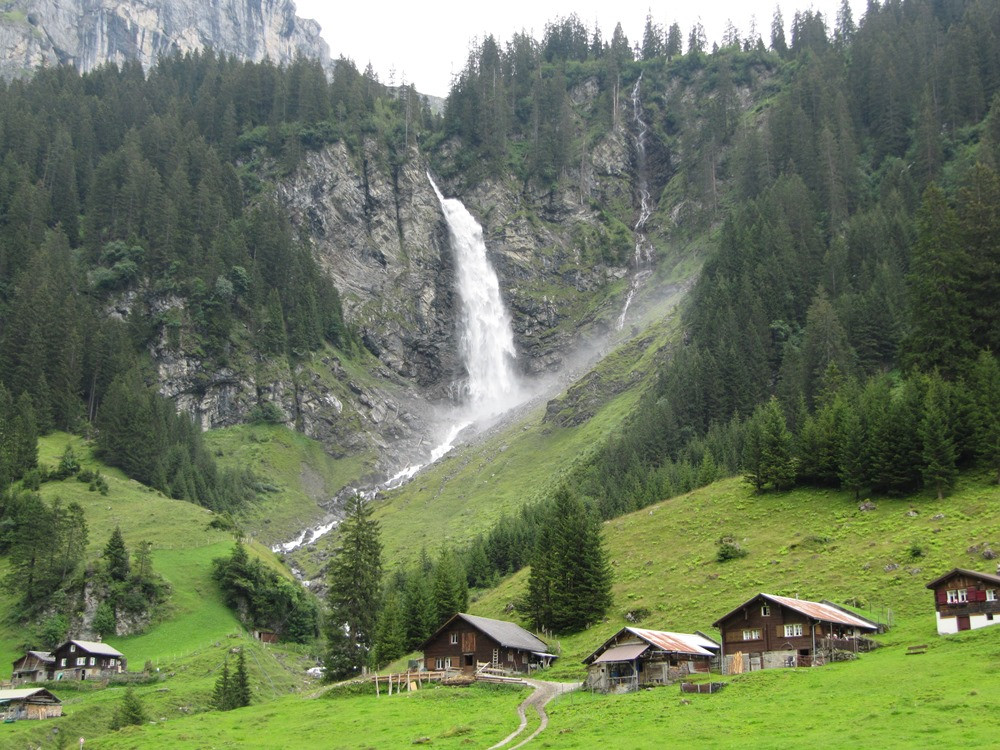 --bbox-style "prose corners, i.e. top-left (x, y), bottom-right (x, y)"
top-left (583, 627), bottom-right (717, 664)
top-left (763, 595), bottom-right (878, 629)
top-left (593, 643), bottom-right (649, 663)
top-left (713, 594), bottom-right (879, 630)
top-left (66, 640), bottom-right (124, 657)
top-left (925, 567), bottom-right (1000, 589)
top-left (0, 688), bottom-right (59, 702)
top-left (454, 614), bottom-right (550, 653)
top-left (627, 628), bottom-right (719, 656)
